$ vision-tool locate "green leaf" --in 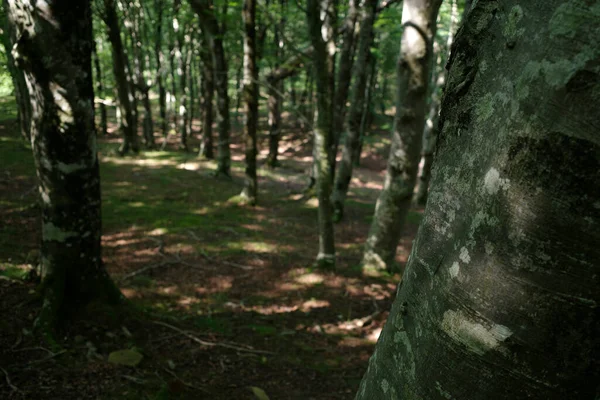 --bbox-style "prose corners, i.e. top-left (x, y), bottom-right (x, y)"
top-left (249, 386), bottom-right (270, 400)
top-left (108, 349), bottom-right (144, 367)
